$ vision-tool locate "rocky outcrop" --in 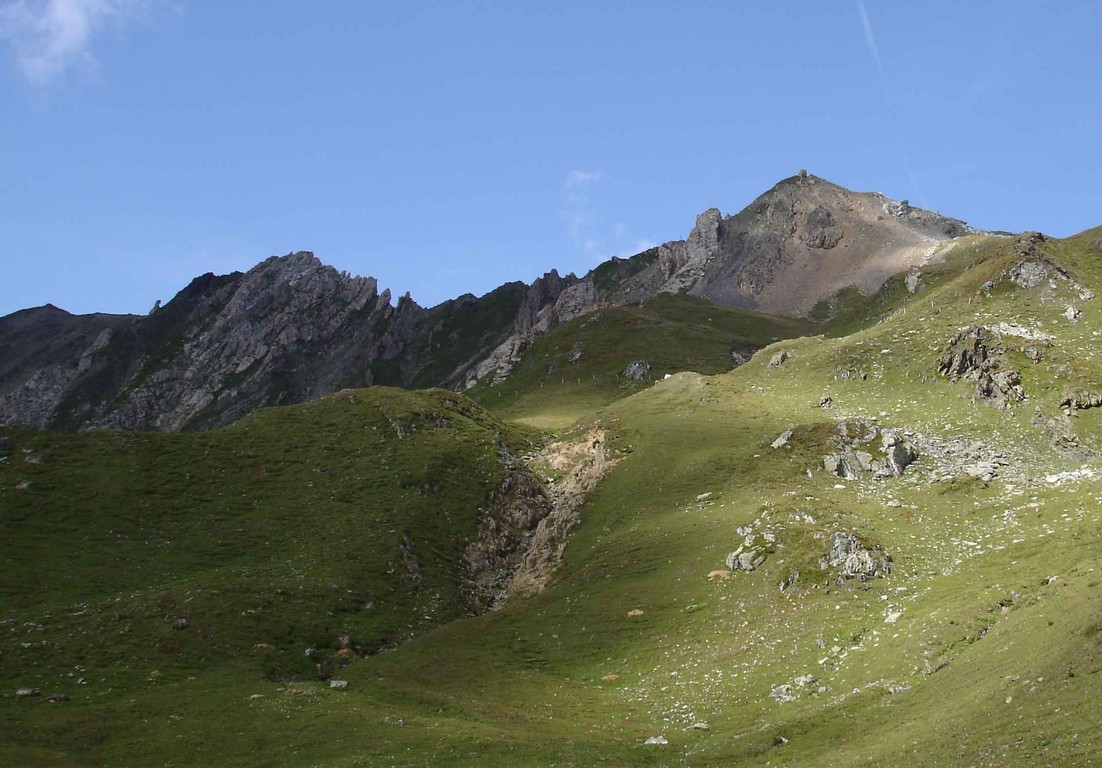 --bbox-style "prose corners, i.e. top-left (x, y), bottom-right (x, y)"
top-left (822, 532), bottom-right (892, 581)
top-left (461, 270), bottom-right (590, 388)
top-left (507, 427), bottom-right (616, 596)
top-left (938, 326), bottom-right (1025, 409)
top-left (938, 325), bottom-right (990, 379)
top-left (1060, 391), bottom-right (1102, 412)
top-left (463, 460), bottom-right (554, 613)
top-left (623, 360), bottom-right (651, 380)
top-left (822, 420), bottom-right (918, 480)
top-left (0, 255), bottom-right (531, 431)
